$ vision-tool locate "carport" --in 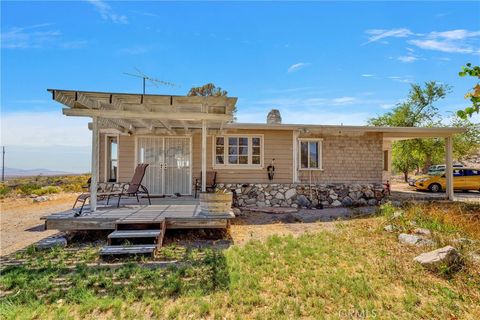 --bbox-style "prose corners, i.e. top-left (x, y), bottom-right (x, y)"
top-left (382, 127), bottom-right (465, 201)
